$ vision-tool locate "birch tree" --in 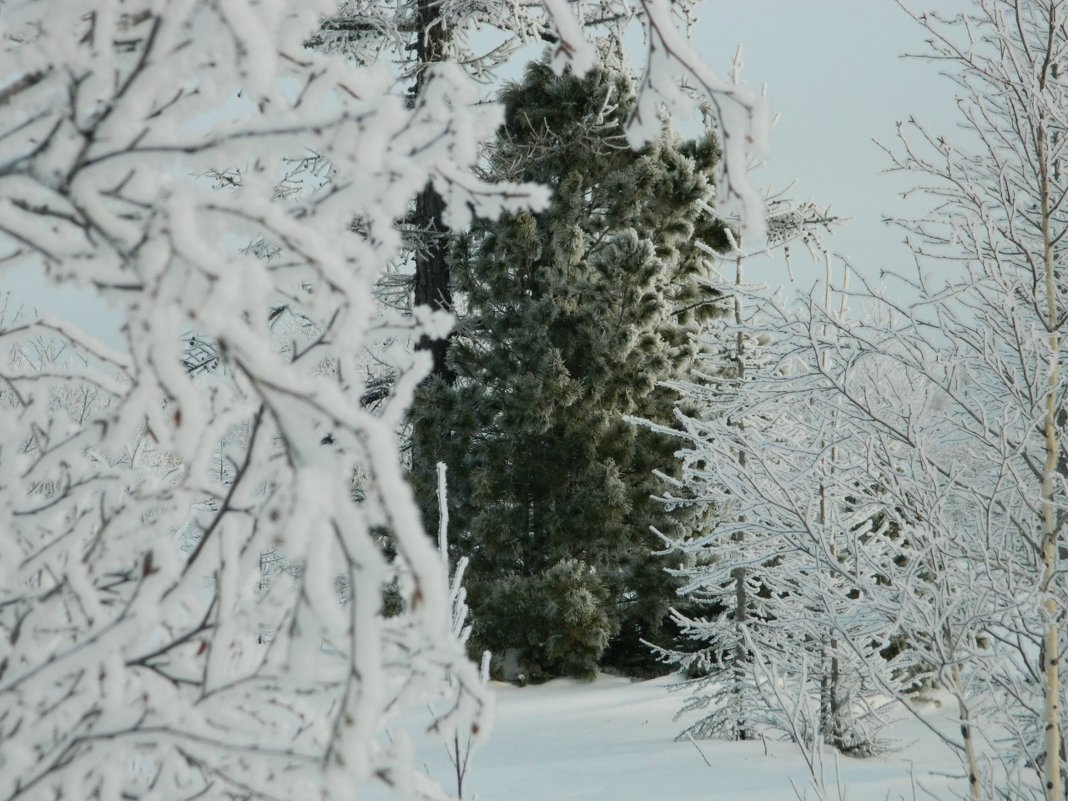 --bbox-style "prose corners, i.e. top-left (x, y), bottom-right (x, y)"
top-left (761, 4), bottom-right (1068, 795)
top-left (877, 3), bottom-right (1068, 797)
top-left (653, 4), bottom-right (1066, 797)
